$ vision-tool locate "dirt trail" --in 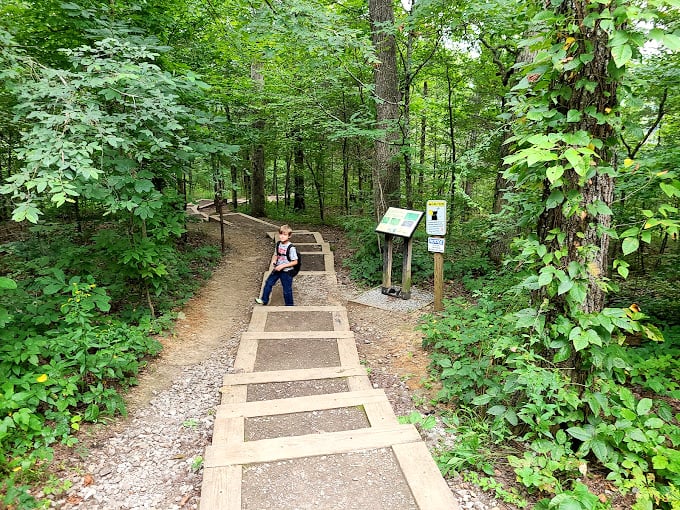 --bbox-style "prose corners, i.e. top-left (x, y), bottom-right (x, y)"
top-left (45, 213), bottom-right (502, 510)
